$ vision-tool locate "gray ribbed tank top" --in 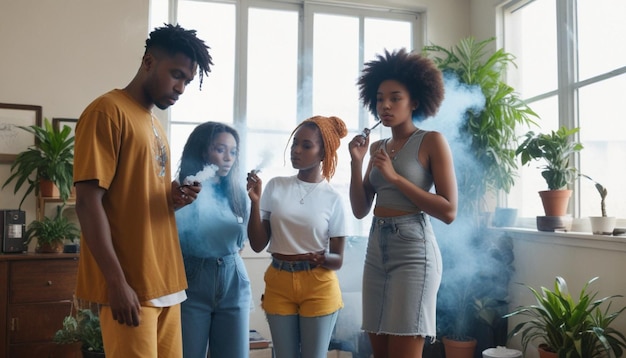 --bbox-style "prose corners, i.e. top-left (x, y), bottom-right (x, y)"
top-left (369, 129), bottom-right (433, 212)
